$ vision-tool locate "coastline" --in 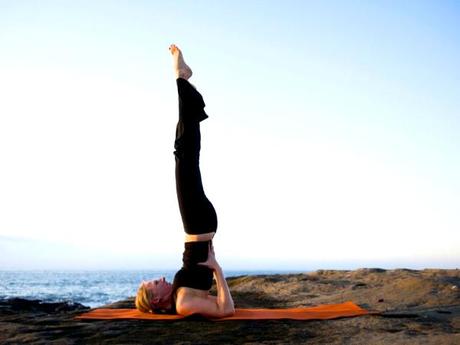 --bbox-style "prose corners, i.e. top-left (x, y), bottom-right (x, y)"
top-left (0, 269), bottom-right (306, 308)
top-left (1, 268), bottom-right (459, 344)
